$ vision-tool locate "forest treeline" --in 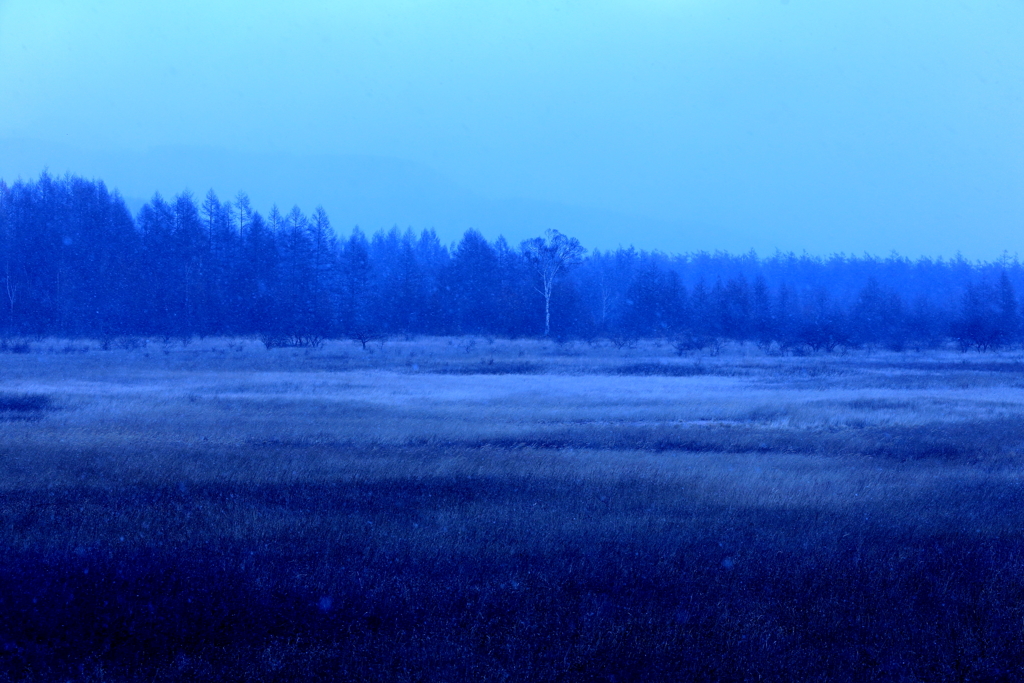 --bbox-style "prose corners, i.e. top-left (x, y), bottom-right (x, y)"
top-left (2, 172), bottom-right (1023, 352)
